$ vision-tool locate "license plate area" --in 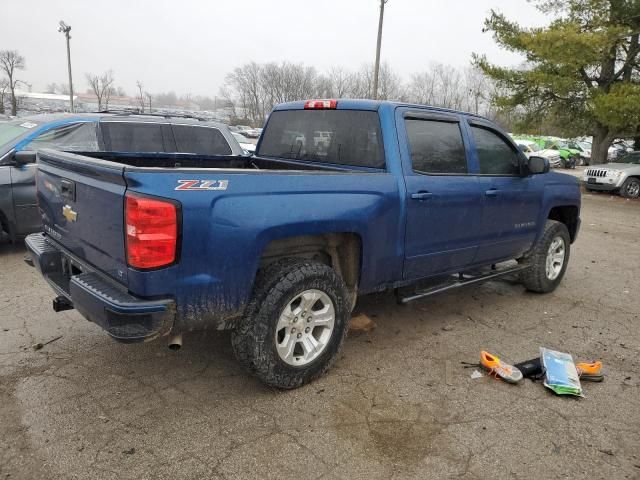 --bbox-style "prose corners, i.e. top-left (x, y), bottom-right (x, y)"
top-left (588, 177), bottom-right (597, 184)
